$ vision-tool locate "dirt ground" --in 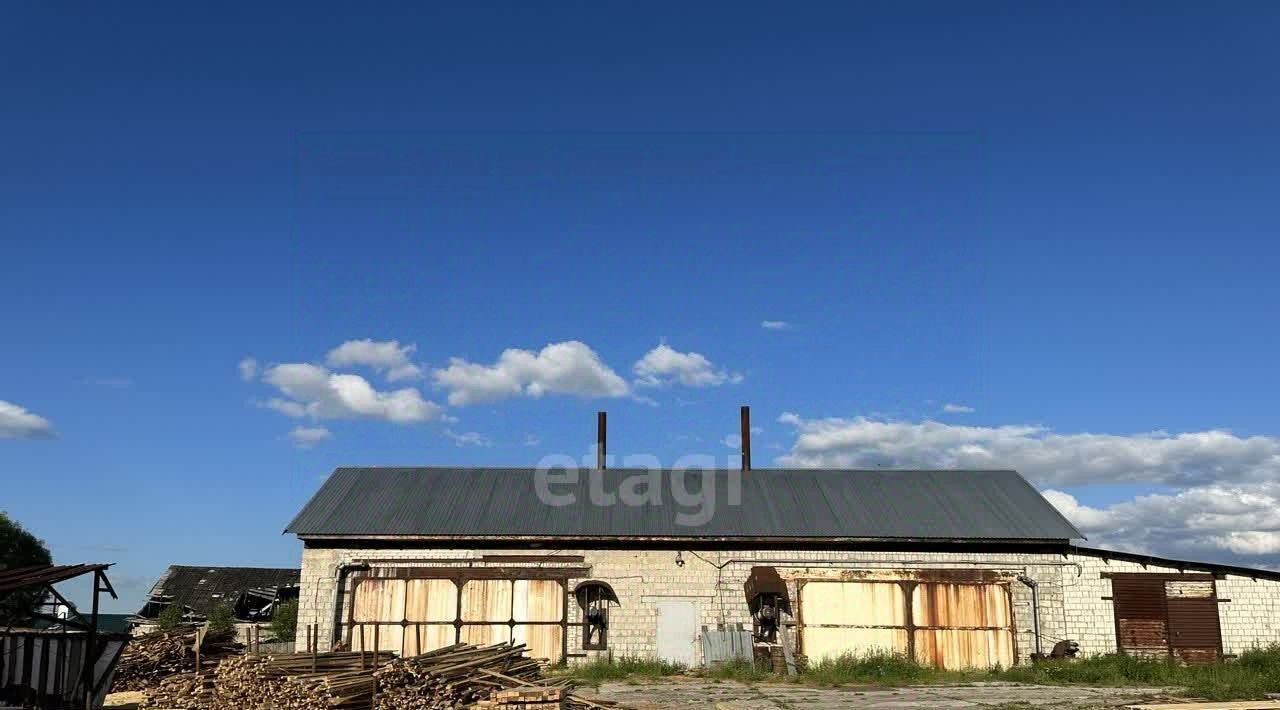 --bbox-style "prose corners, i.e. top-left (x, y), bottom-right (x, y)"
top-left (106, 680), bottom-right (1172, 709)
top-left (577, 678), bottom-right (1172, 709)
